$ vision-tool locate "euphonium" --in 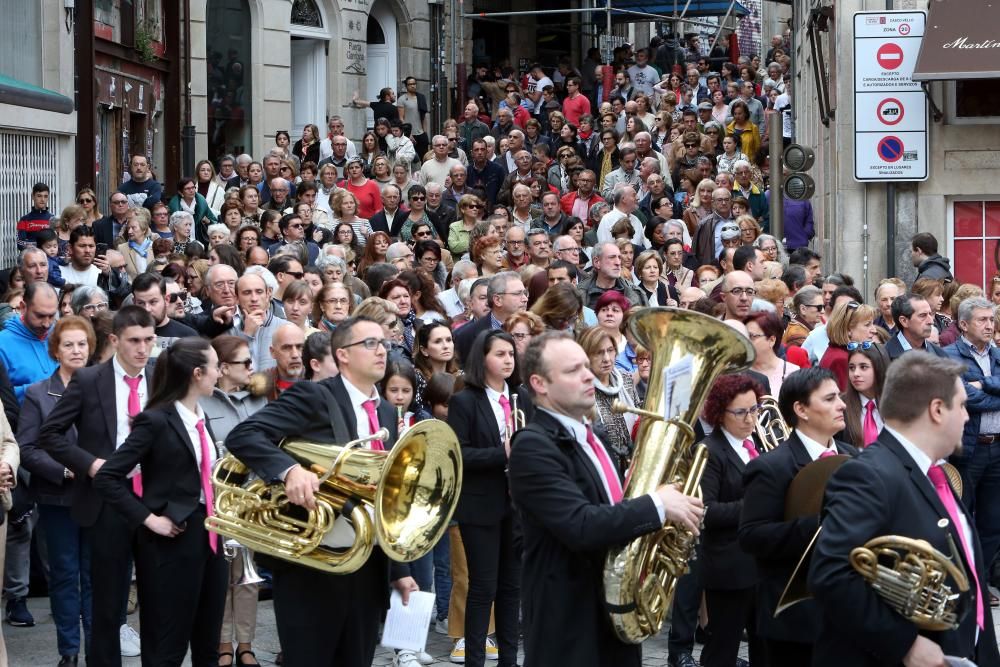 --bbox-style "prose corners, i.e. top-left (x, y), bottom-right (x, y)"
top-left (205, 420), bottom-right (463, 574)
top-left (755, 395), bottom-right (790, 451)
top-left (605, 307), bottom-right (755, 643)
top-left (850, 533), bottom-right (970, 631)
